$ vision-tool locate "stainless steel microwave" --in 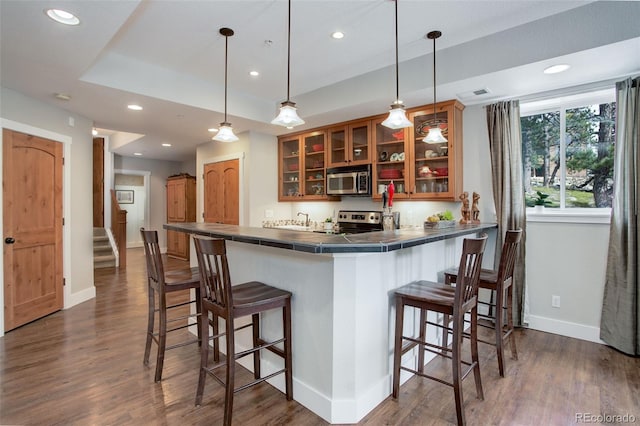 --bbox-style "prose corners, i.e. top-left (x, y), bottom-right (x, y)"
top-left (326, 165), bottom-right (371, 196)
